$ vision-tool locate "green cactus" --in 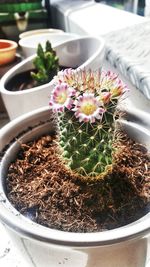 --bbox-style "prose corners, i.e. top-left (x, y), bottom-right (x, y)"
top-left (49, 69), bottom-right (127, 178)
top-left (31, 41), bottom-right (59, 85)
top-left (58, 111), bottom-right (113, 176)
